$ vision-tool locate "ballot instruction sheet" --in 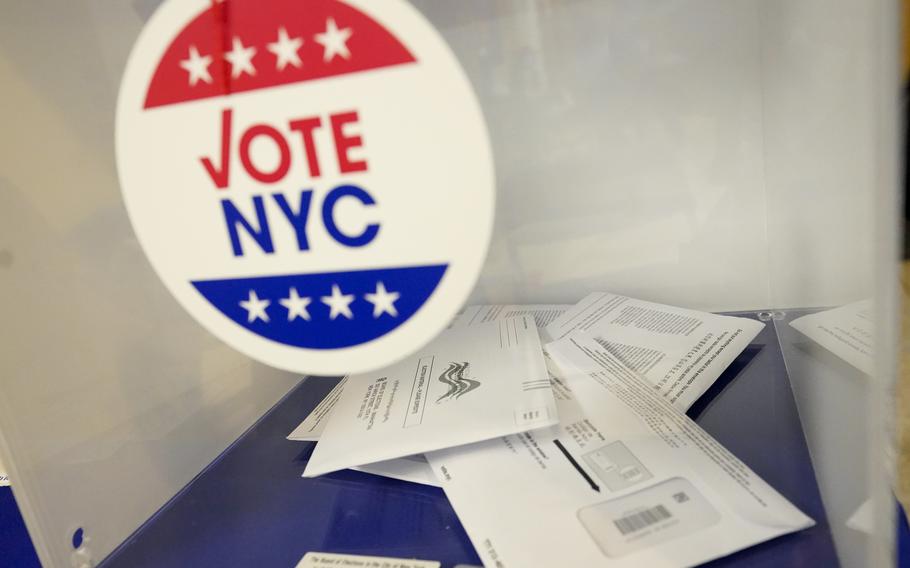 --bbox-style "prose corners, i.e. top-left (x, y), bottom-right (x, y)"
top-left (543, 292), bottom-right (763, 410)
top-left (303, 316), bottom-right (558, 477)
top-left (426, 333), bottom-right (812, 568)
top-left (451, 304), bottom-right (572, 329)
top-left (789, 300), bottom-right (873, 375)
